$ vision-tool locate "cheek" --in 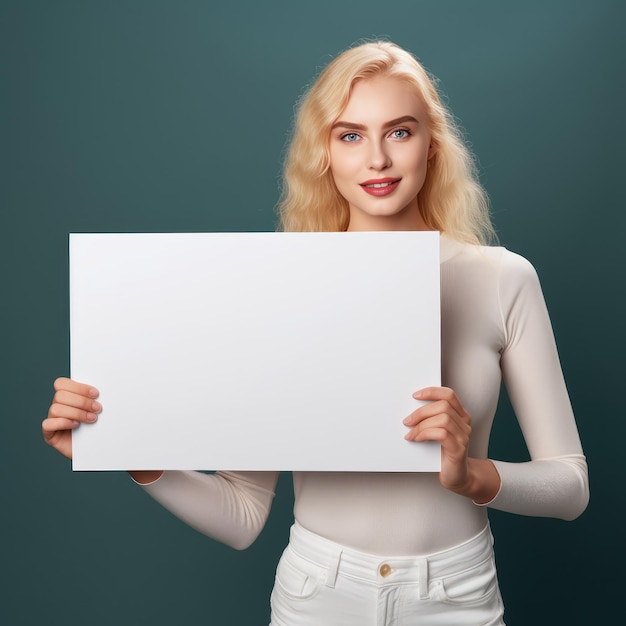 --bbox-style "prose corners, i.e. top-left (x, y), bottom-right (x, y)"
top-left (401, 153), bottom-right (430, 197)
top-left (330, 163), bottom-right (351, 187)
top-left (329, 151), bottom-right (356, 184)
top-left (406, 150), bottom-right (430, 180)
top-left (328, 164), bottom-right (342, 188)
